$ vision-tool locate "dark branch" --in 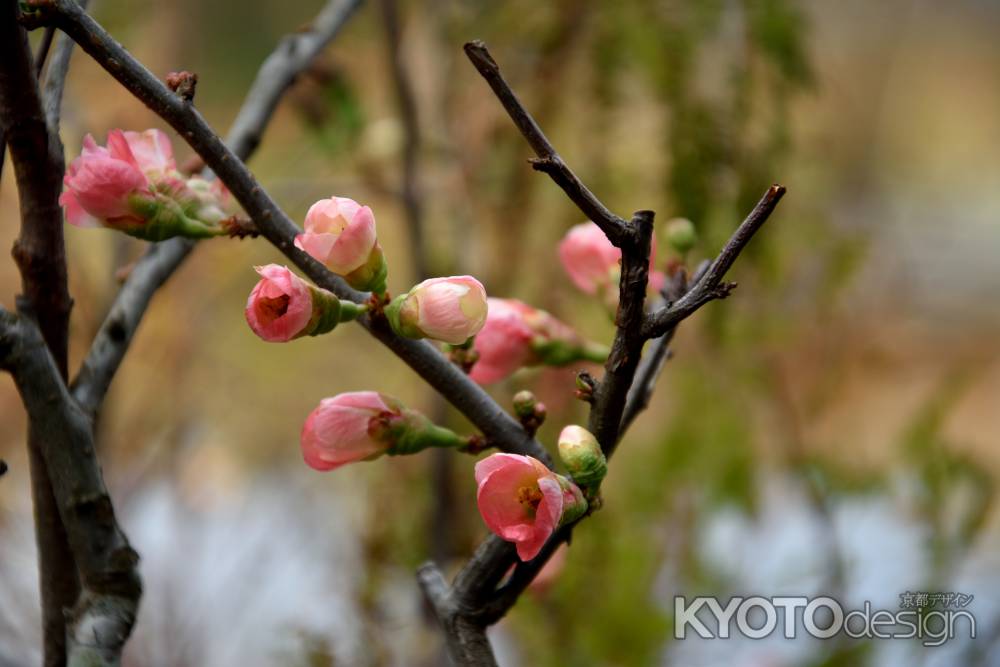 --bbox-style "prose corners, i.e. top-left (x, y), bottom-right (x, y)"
top-left (643, 184), bottom-right (786, 339)
top-left (33, 0), bottom-right (549, 464)
top-left (417, 563), bottom-right (499, 667)
top-left (69, 0), bottom-right (362, 418)
top-left (617, 261), bottom-right (706, 436)
top-left (1, 2), bottom-right (79, 661)
top-left (0, 307), bottom-right (140, 666)
top-left (463, 40), bottom-right (629, 246)
top-left (587, 210), bottom-right (654, 454)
